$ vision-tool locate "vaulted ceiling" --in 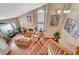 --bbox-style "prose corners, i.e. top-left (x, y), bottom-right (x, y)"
top-left (0, 3), bottom-right (46, 20)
